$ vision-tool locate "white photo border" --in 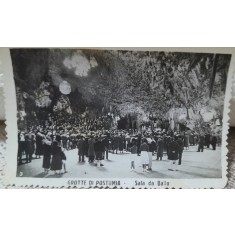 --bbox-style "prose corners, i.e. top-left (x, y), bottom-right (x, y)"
top-left (1, 47), bottom-right (234, 188)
